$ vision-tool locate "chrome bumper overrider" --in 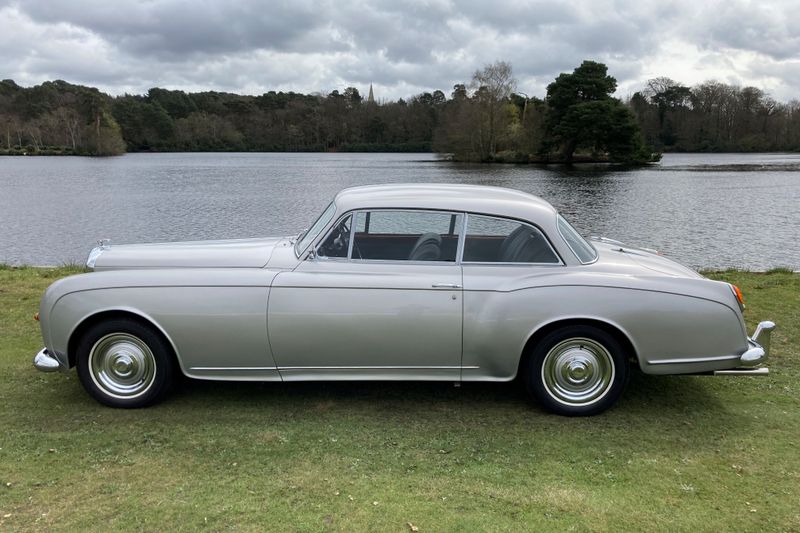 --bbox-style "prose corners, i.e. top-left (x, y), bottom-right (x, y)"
top-left (33, 348), bottom-right (62, 372)
top-left (714, 320), bottom-right (775, 376)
